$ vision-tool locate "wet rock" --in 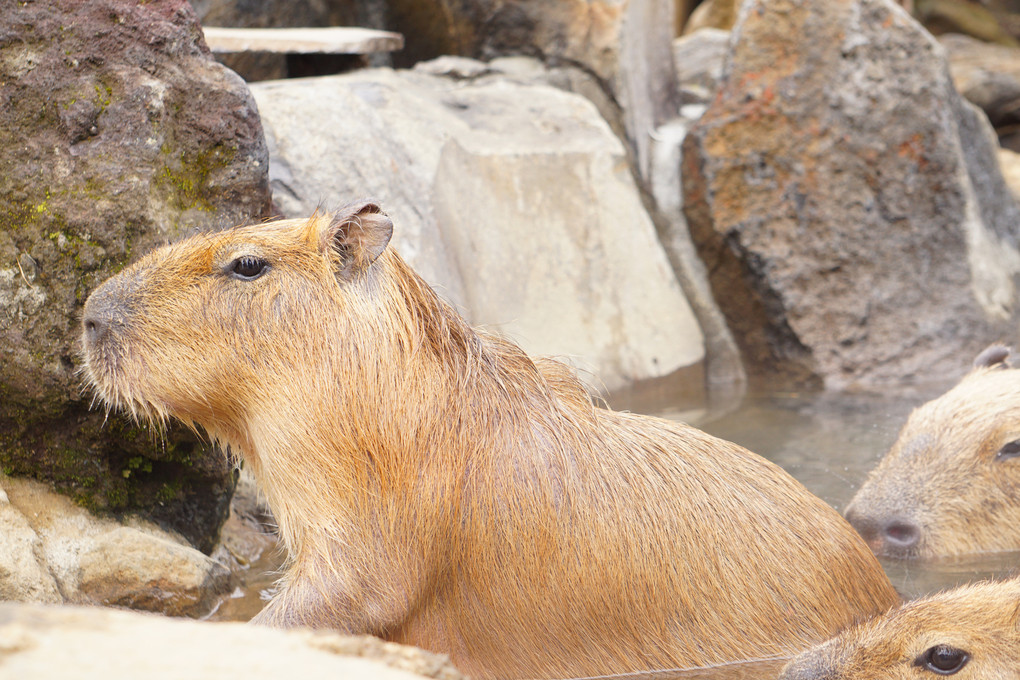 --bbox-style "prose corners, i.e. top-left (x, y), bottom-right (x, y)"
top-left (683, 0), bottom-right (1020, 389)
top-left (0, 0), bottom-right (269, 548)
top-left (2, 475), bottom-right (230, 618)
top-left (0, 602), bottom-right (465, 680)
top-left (252, 63), bottom-right (705, 393)
top-left (940, 33), bottom-right (1020, 151)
